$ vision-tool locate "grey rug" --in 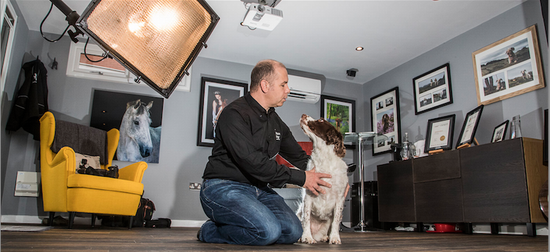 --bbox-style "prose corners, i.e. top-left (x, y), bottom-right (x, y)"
top-left (1, 225), bottom-right (52, 232)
